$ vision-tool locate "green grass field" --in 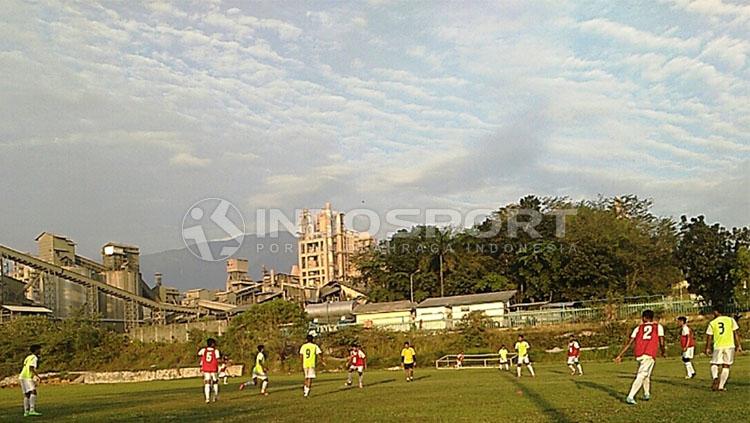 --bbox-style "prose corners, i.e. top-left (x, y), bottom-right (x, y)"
top-left (1, 356), bottom-right (748, 422)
